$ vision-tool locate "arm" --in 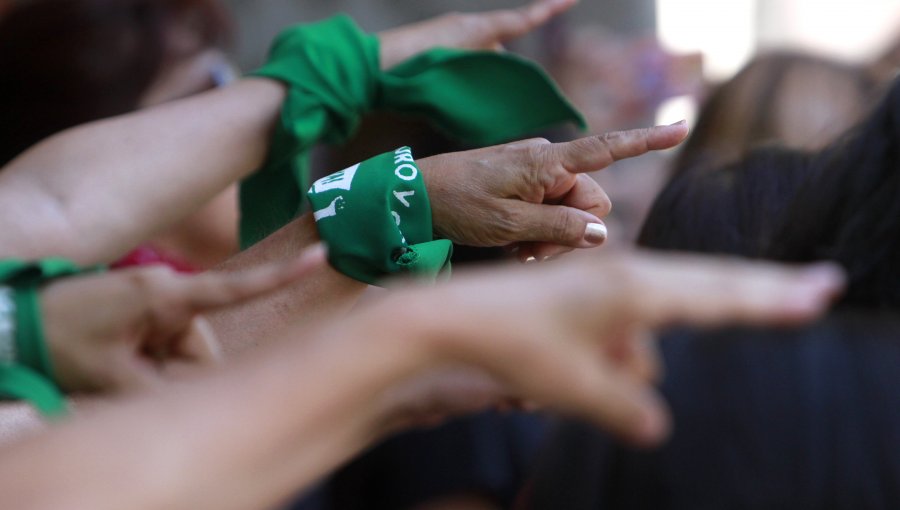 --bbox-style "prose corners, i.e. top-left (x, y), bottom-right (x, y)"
top-left (0, 305), bottom-right (424, 510)
top-left (0, 0), bottom-right (578, 266)
top-left (0, 252), bottom-right (843, 510)
top-left (204, 214), bottom-right (367, 356)
top-left (205, 124), bottom-right (689, 354)
top-left (0, 78), bottom-right (285, 265)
